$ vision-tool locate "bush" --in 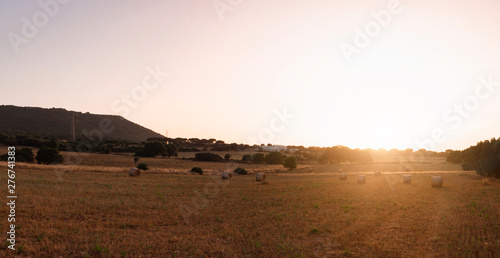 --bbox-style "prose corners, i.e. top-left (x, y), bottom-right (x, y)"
top-left (136, 163), bottom-right (149, 170)
top-left (283, 156), bottom-right (297, 170)
top-left (36, 147), bottom-right (63, 165)
top-left (234, 167), bottom-right (247, 175)
top-left (1, 148), bottom-right (35, 163)
top-left (446, 150), bottom-right (463, 164)
top-left (242, 154), bottom-right (253, 162)
top-left (18, 148), bottom-right (35, 163)
top-left (224, 153), bottom-right (231, 160)
top-left (462, 138), bottom-right (500, 176)
top-left (134, 142), bottom-right (166, 157)
top-left (194, 152), bottom-right (223, 162)
top-left (252, 153), bottom-right (265, 163)
top-left (265, 151), bottom-right (286, 164)
top-left (191, 167), bottom-right (203, 175)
